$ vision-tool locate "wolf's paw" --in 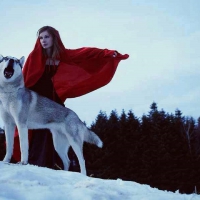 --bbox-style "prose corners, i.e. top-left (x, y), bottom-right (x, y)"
top-left (3, 157), bottom-right (11, 163)
top-left (17, 161), bottom-right (28, 165)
